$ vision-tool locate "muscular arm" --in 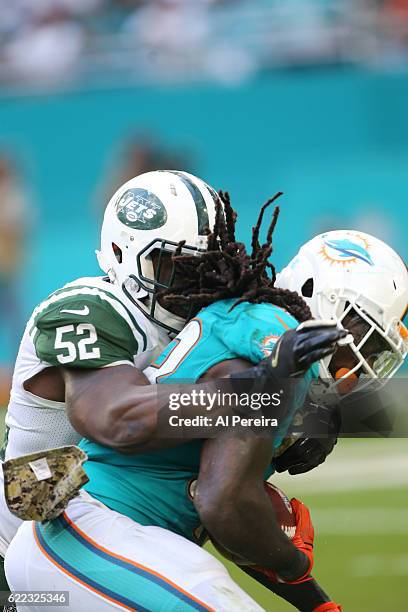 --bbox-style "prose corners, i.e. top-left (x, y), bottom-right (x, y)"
top-left (194, 432), bottom-right (308, 579)
top-left (194, 360), bottom-right (340, 604)
top-left (62, 362), bottom-right (250, 453)
top-left (62, 320), bottom-right (343, 454)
